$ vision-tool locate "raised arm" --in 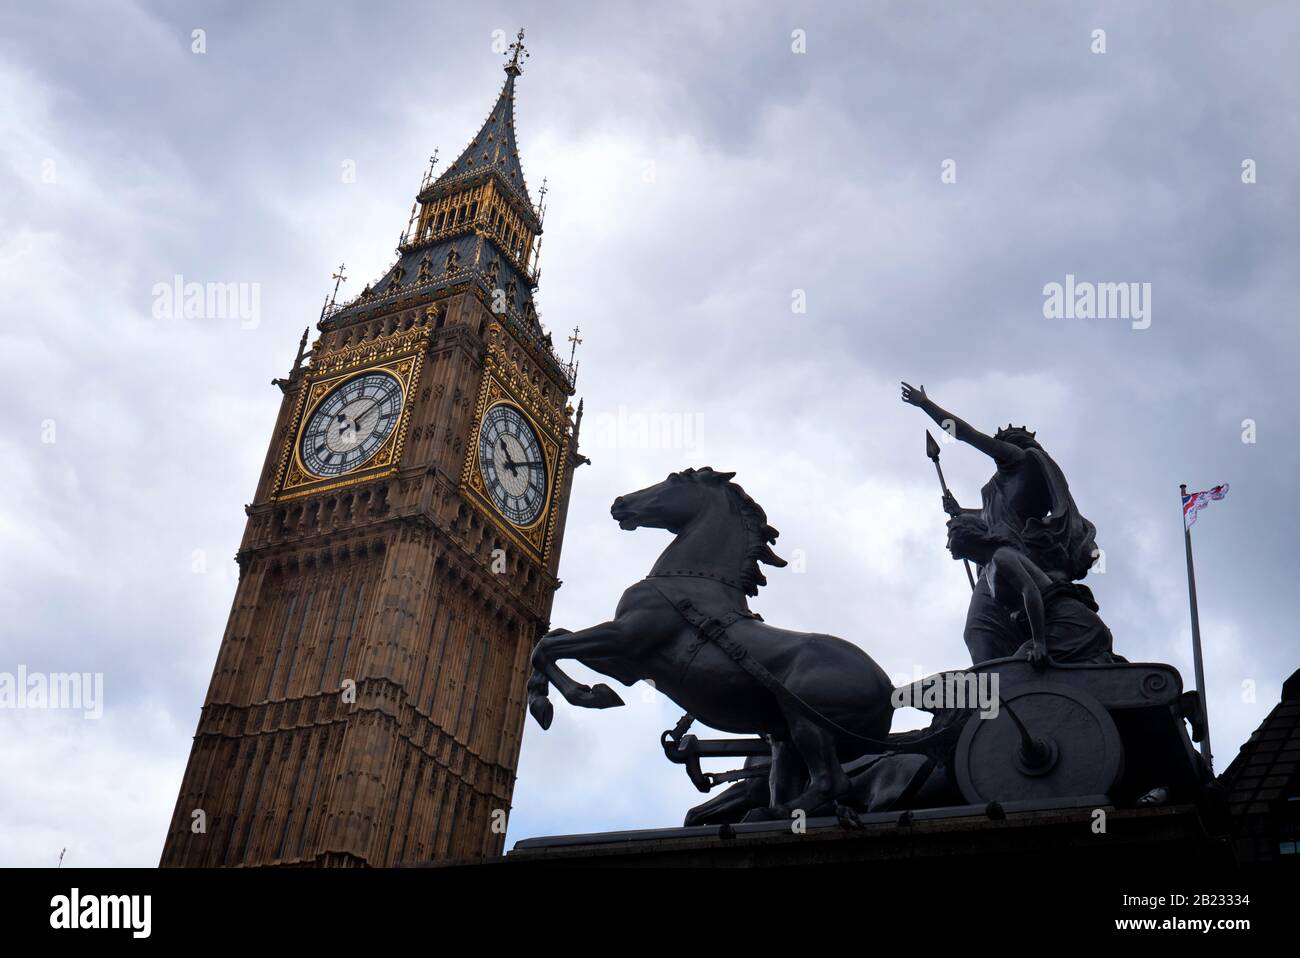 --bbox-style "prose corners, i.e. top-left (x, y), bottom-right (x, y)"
top-left (900, 382), bottom-right (1025, 465)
